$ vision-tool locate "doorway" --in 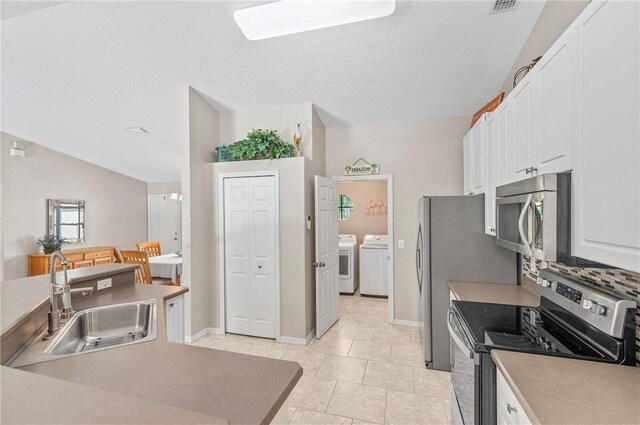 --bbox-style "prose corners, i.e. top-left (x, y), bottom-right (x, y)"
top-left (332, 175), bottom-right (394, 323)
top-left (148, 194), bottom-right (181, 254)
top-left (219, 172), bottom-right (280, 340)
